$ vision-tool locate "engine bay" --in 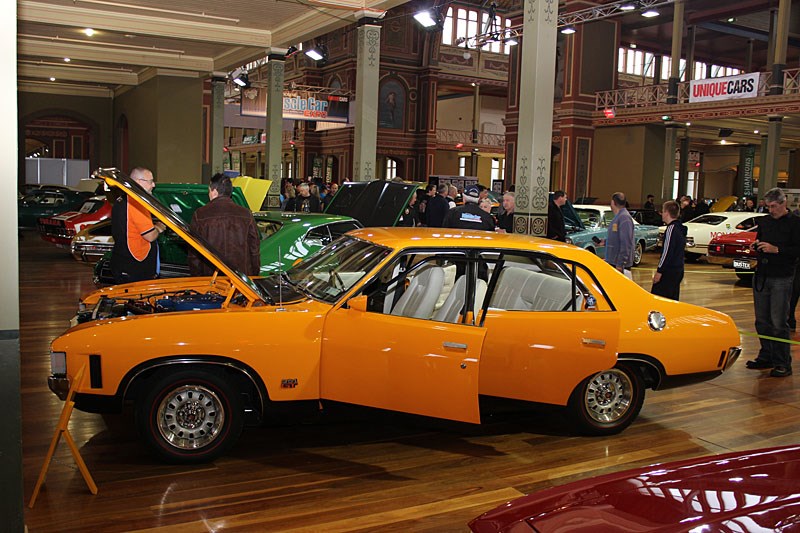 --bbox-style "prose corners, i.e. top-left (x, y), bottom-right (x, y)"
top-left (75, 290), bottom-right (228, 324)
